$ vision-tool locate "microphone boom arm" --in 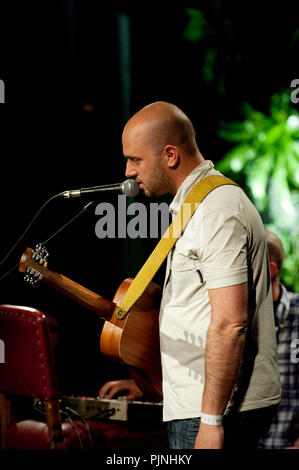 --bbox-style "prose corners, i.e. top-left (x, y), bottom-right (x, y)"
top-left (61, 179), bottom-right (139, 198)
